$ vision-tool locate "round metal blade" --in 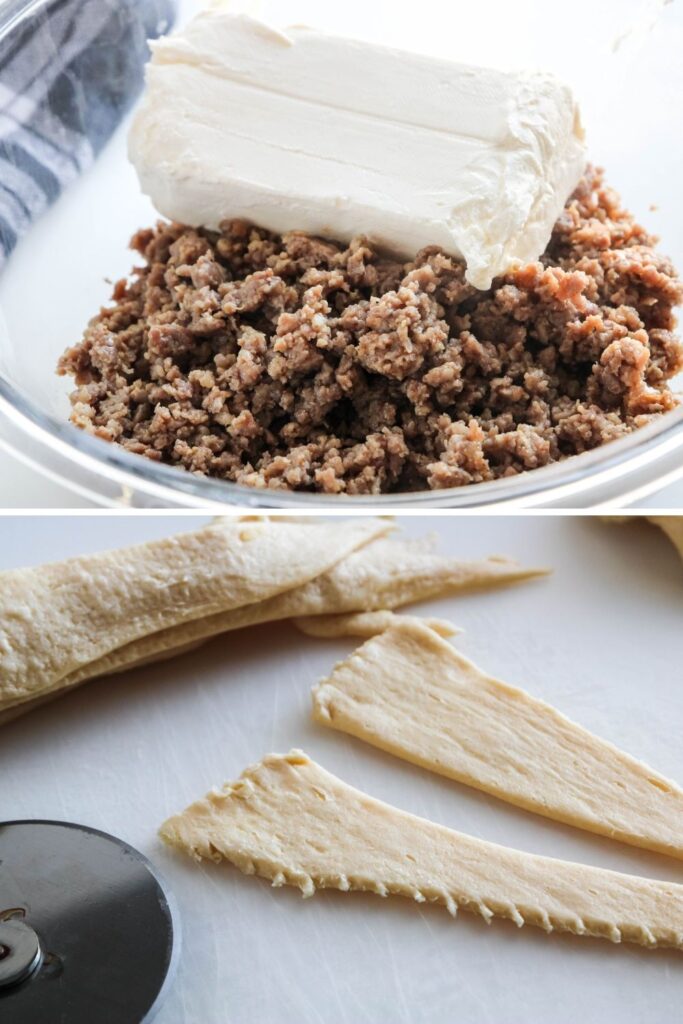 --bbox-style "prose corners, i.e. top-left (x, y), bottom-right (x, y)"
top-left (0, 820), bottom-right (179, 1023)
